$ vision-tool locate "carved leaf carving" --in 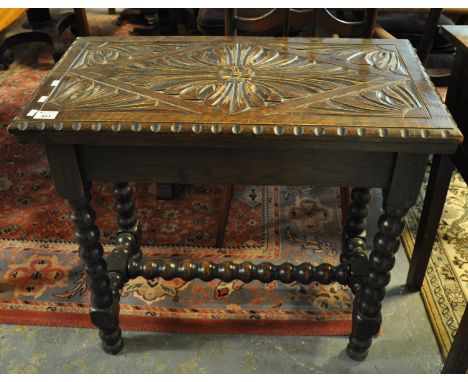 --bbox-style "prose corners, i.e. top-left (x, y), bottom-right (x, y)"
top-left (47, 76), bottom-right (180, 112)
top-left (293, 81), bottom-right (423, 117)
top-left (317, 45), bottom-right (409, 75)
top-left (72, 41), bottom-right (189, 69)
